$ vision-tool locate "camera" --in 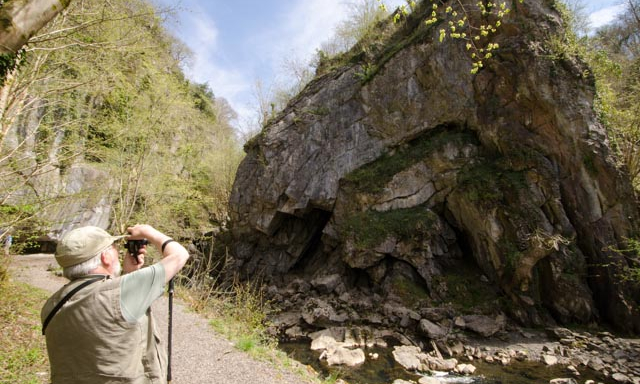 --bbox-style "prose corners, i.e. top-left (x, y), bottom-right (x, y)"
top-left (126, 239), bottom-right (148, 263)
